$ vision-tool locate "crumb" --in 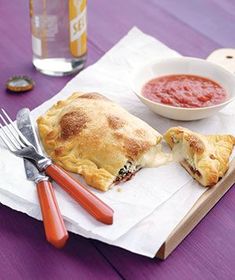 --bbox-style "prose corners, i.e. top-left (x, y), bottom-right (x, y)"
top-left (117, 187), bottom-right (122, 192)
